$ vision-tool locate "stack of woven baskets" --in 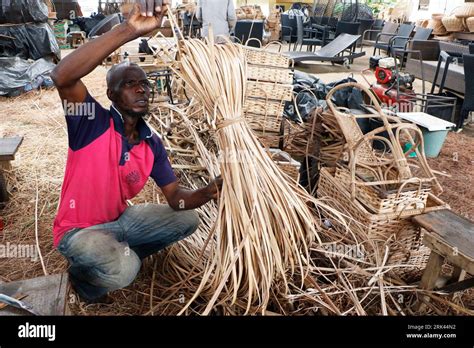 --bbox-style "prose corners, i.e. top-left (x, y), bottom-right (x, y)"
top-left (243, 45), bottom-right (300, 180)
top-left (244, 44), bottom-right (293, 148)
top-left (315, 83), bottom-right (450, 281)
top-left (266, 6), bottom-right (281, 42)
